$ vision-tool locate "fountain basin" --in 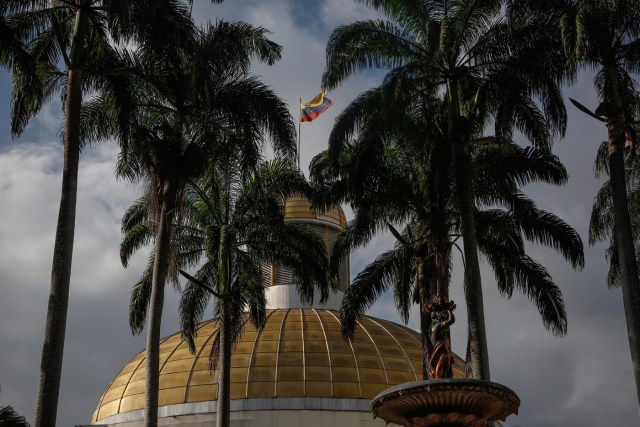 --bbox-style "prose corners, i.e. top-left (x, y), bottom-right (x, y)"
top-left (371, 379), bottom-right (520, 427)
